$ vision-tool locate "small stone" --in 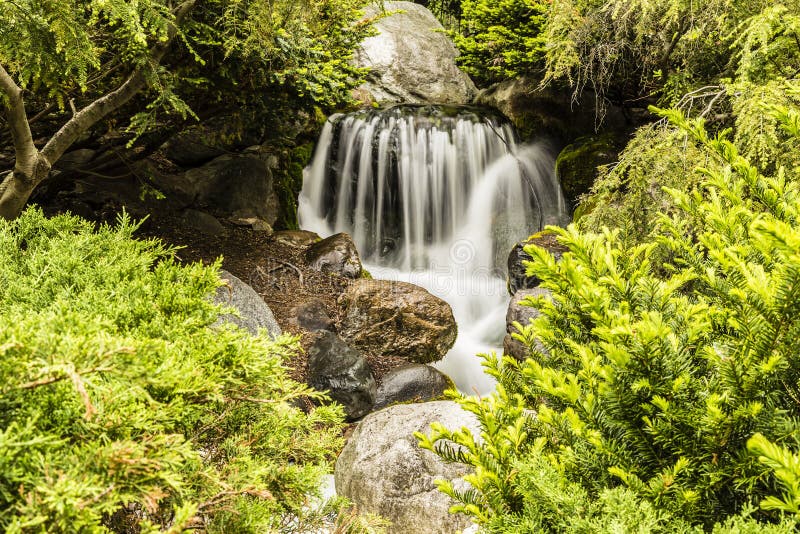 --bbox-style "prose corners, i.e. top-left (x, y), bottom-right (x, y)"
top-left (183, 209), bottom-right (225, 236)
top-left (270, 230), bottom-right (321, 248)
top-left (291, 299), bottom-right (335, 332)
